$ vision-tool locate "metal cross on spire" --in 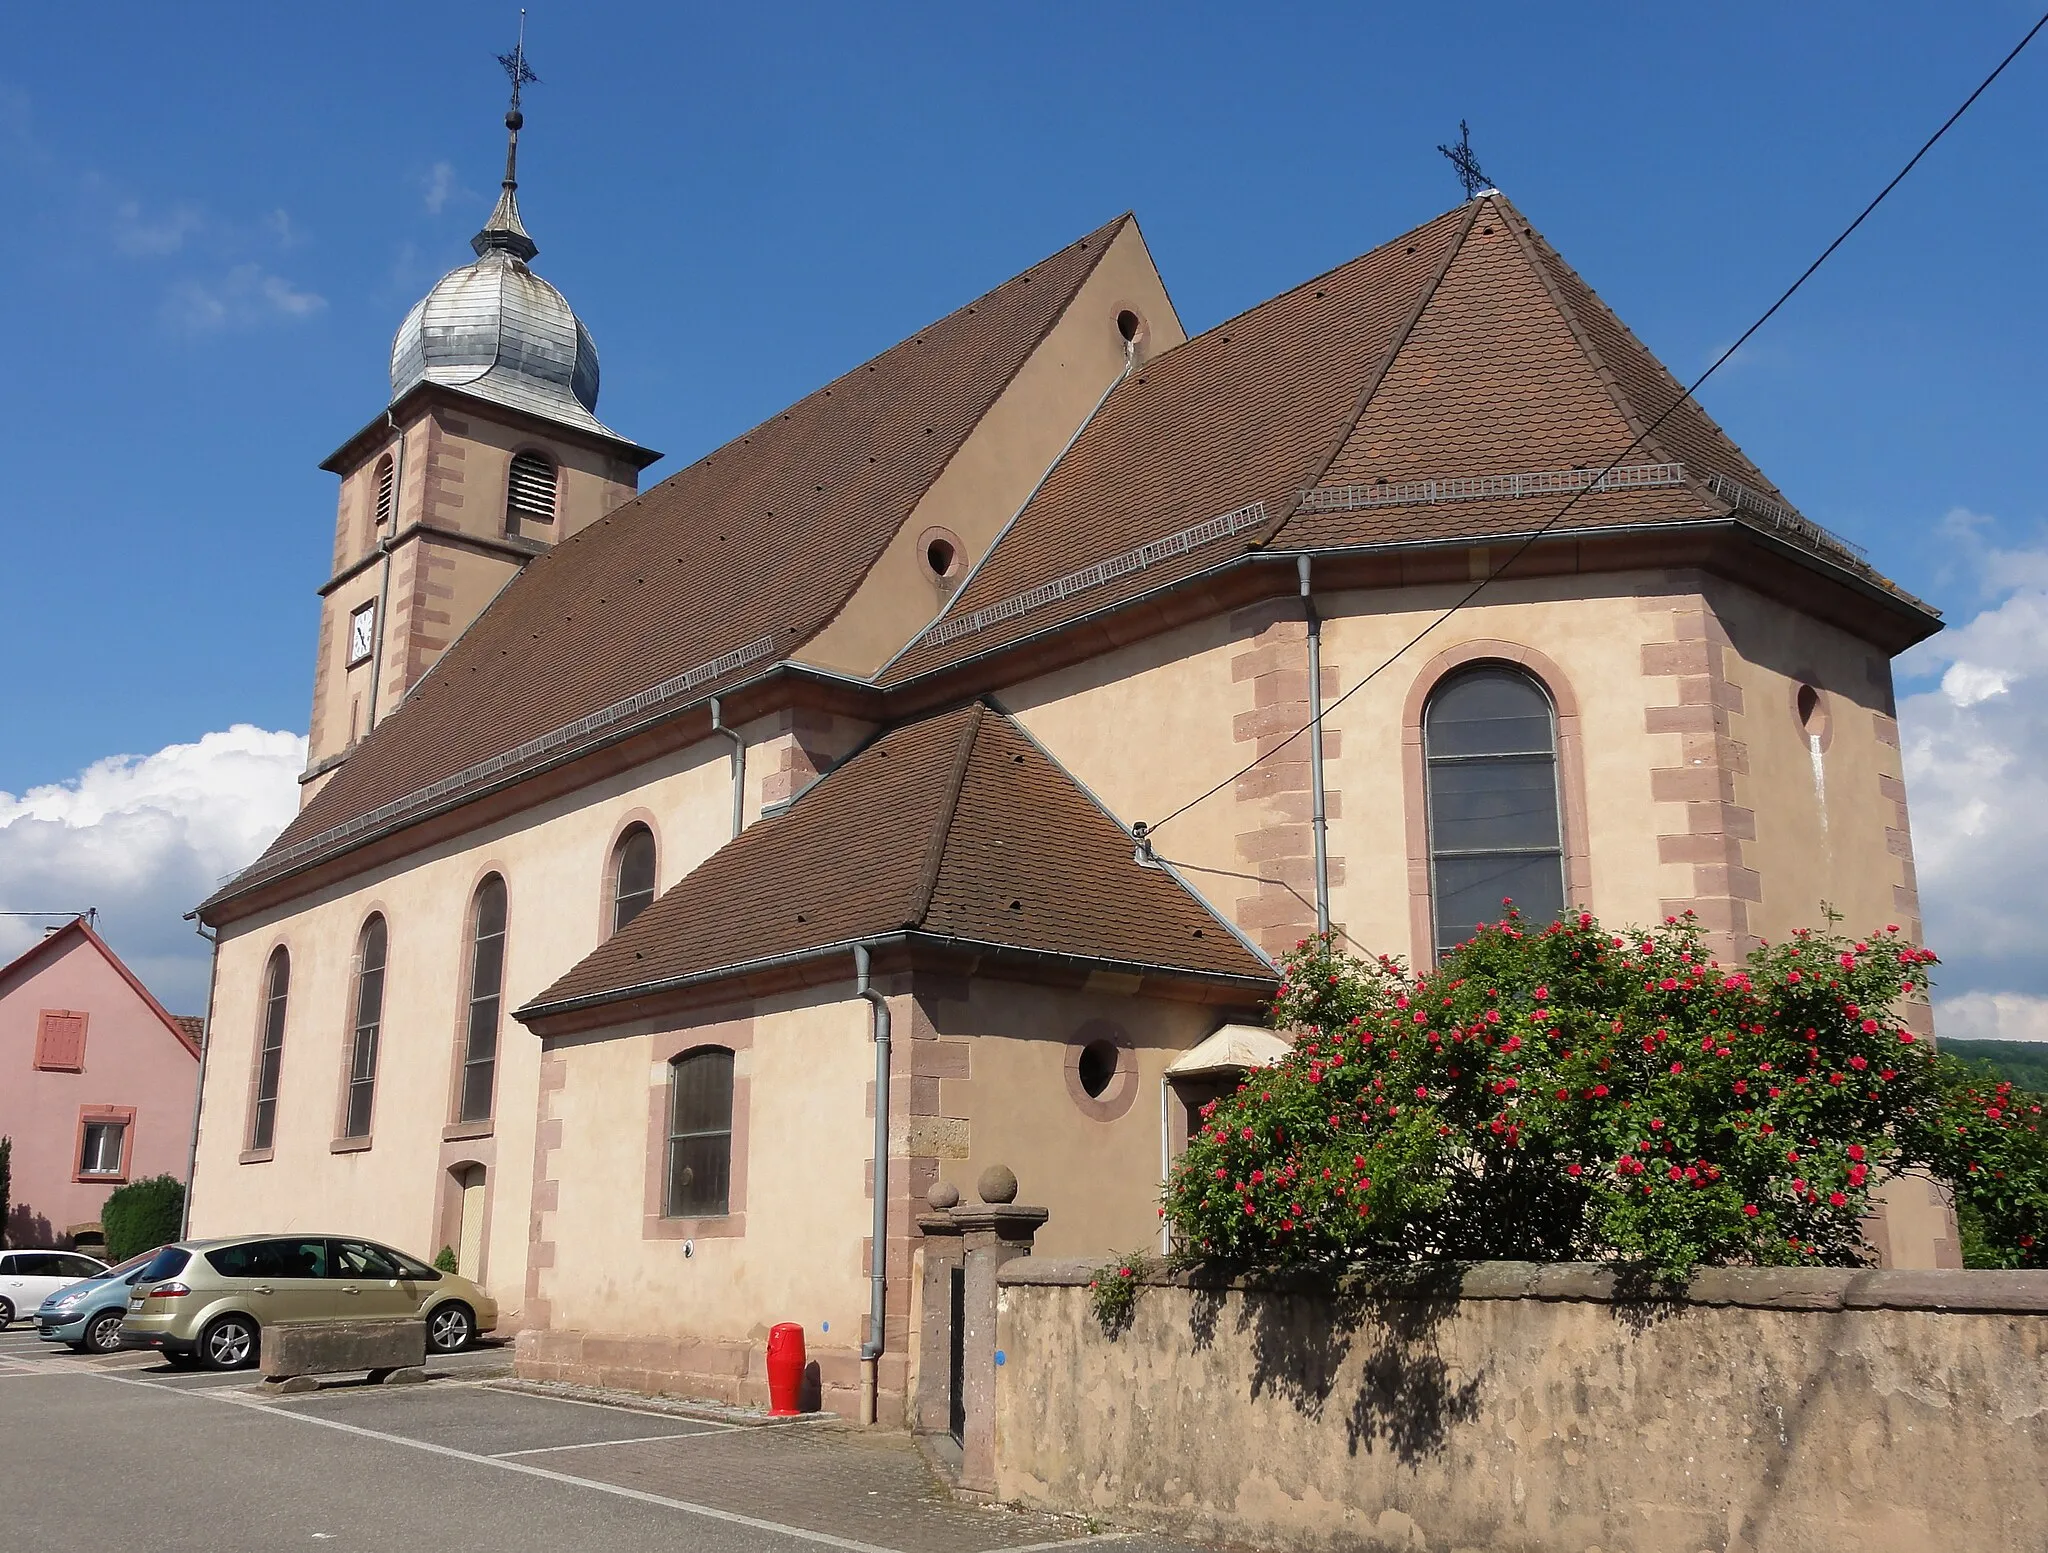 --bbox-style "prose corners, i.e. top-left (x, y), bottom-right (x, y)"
top-left (1437, 120), bottom-right (1492, 201)
top-left (496, 10), bottom-right (540, 111)
top-left (475, 10), bottom-right (541, 262)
